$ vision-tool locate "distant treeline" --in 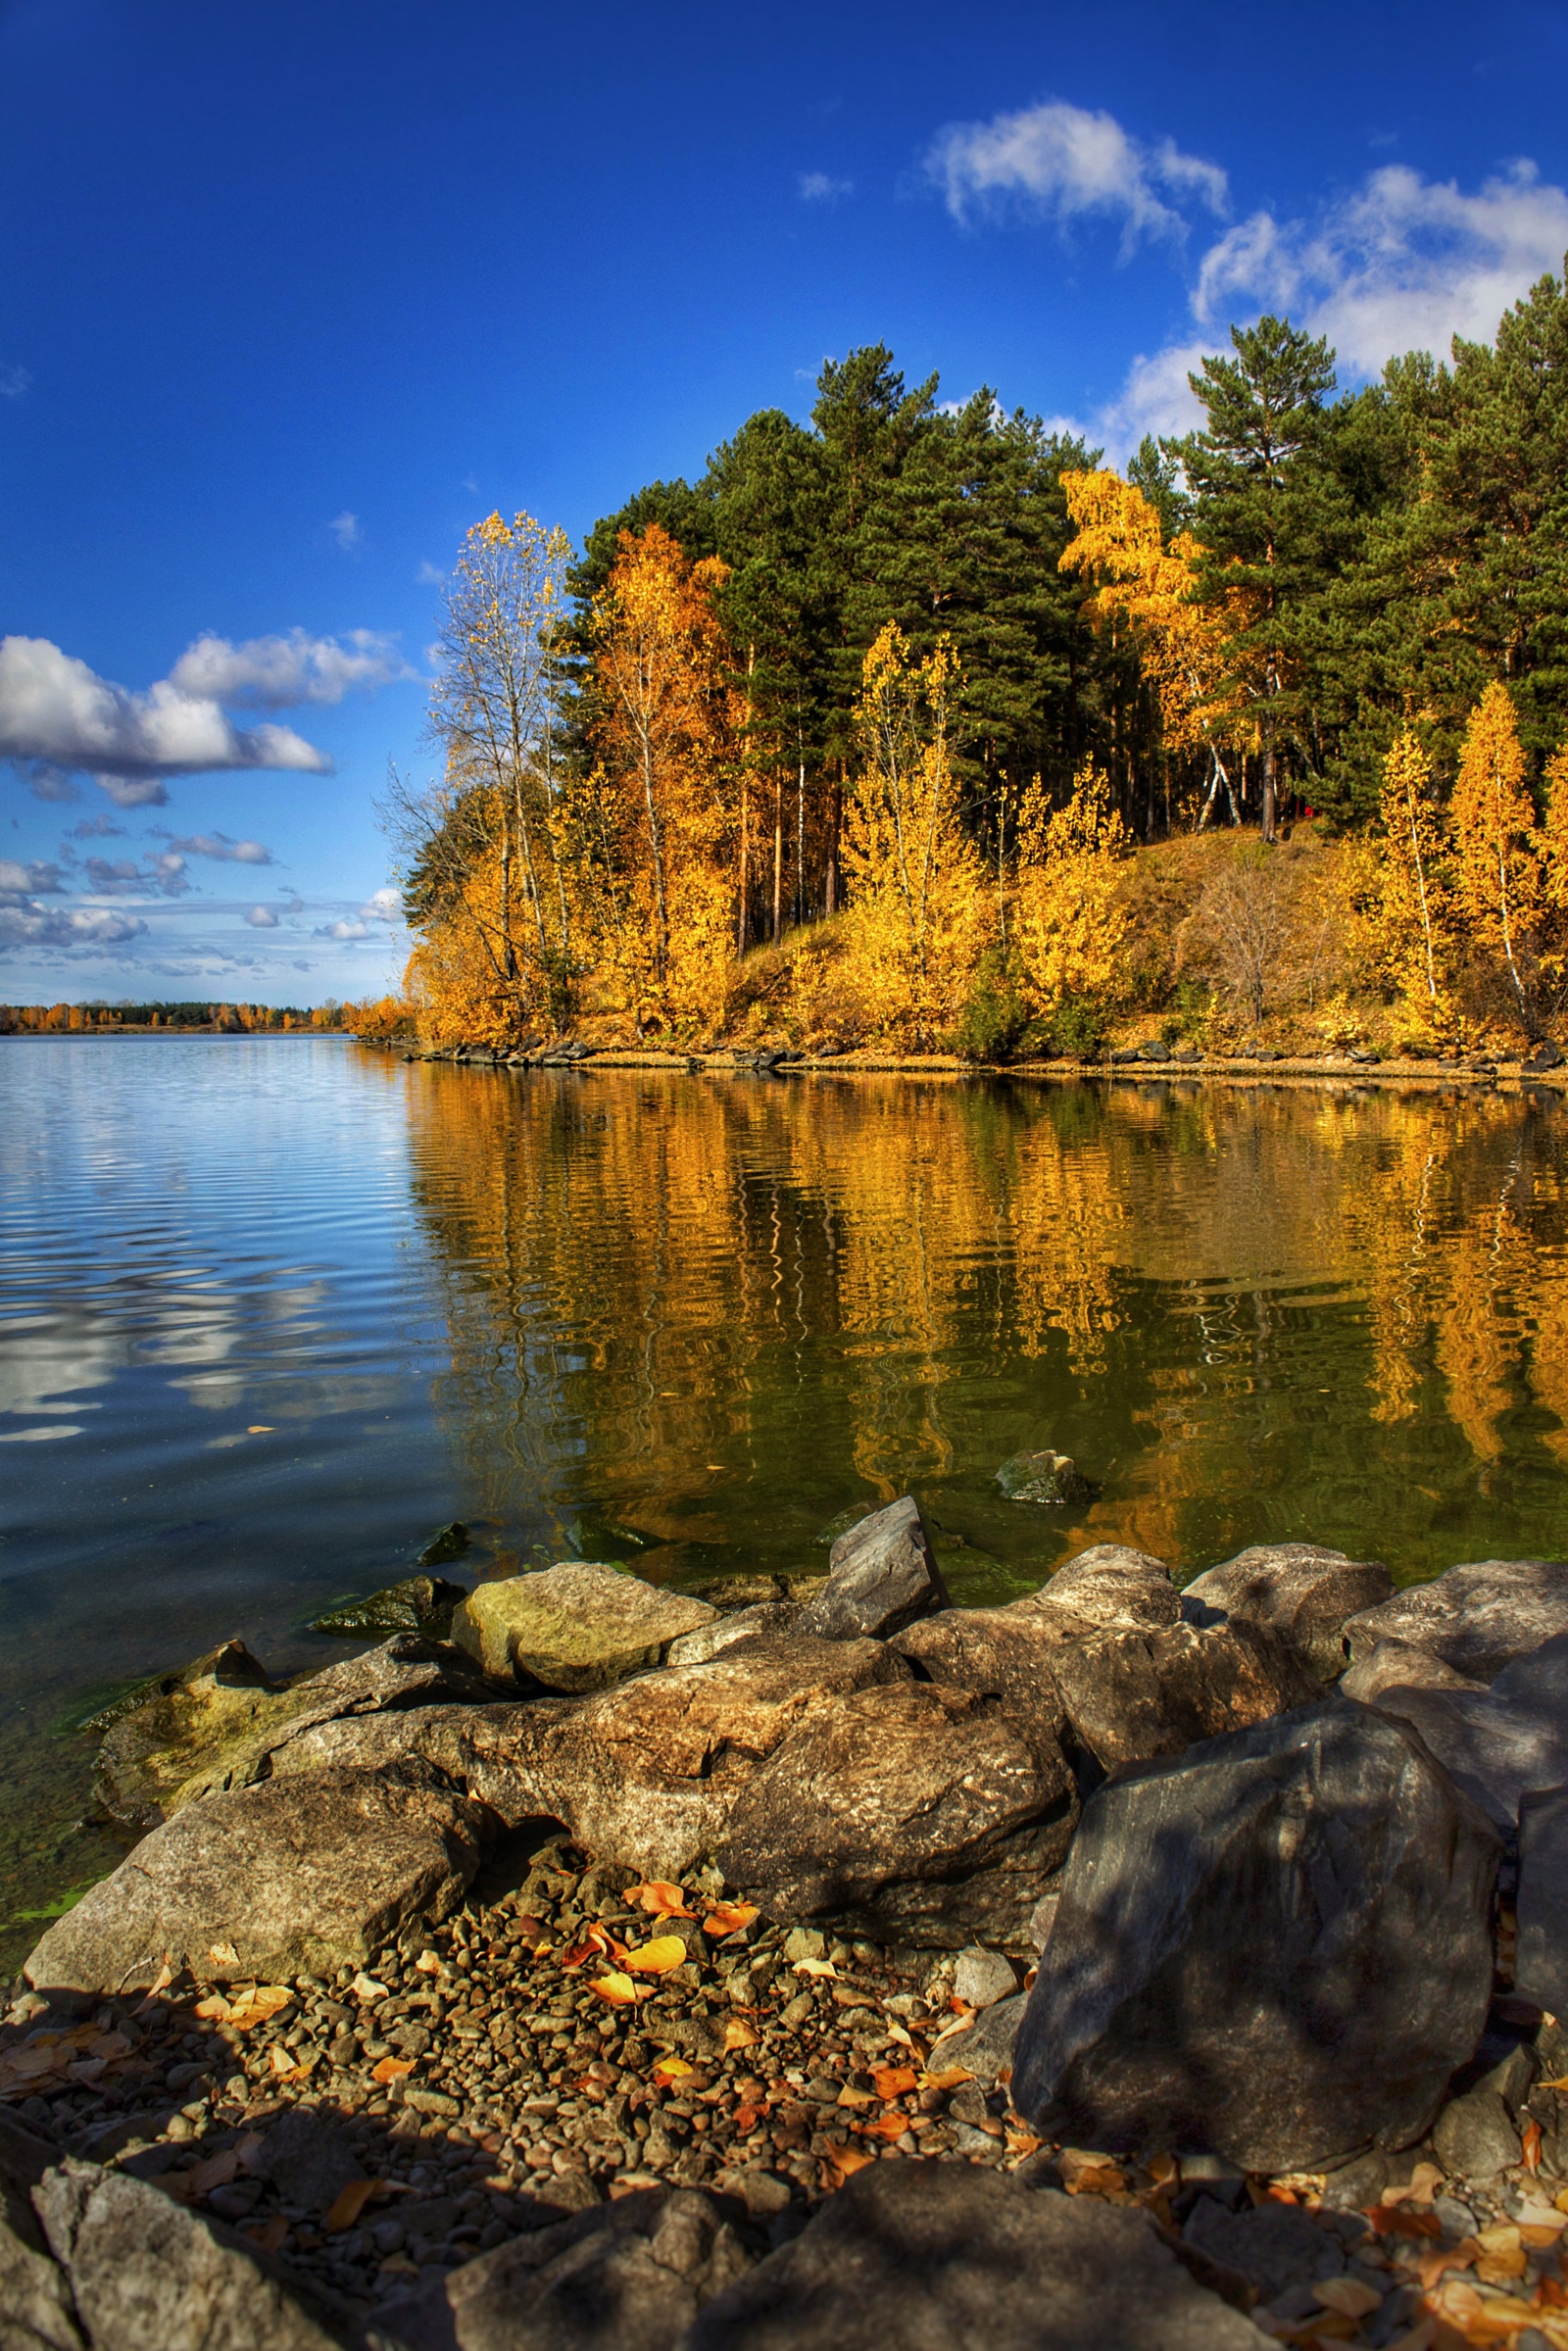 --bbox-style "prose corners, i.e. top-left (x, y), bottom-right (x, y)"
top-left (0, 1001), bottom-right (351, 1032)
